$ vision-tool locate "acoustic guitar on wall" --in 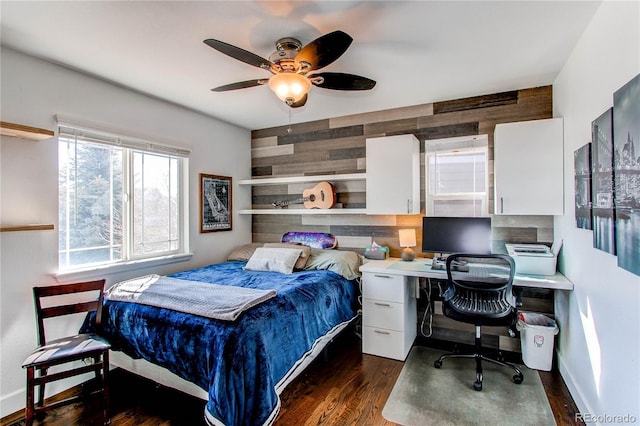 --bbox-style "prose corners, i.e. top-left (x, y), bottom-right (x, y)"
top-left (272, 181), bottom-right (336, 209)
